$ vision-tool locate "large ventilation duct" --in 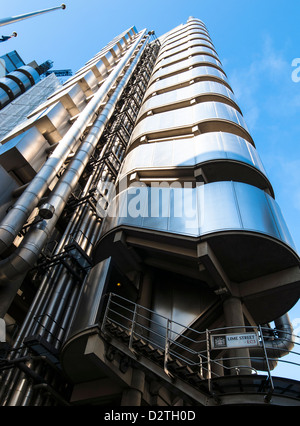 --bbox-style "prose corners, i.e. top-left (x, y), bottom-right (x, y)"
top-left (250, 314), bottom-right (295, 371)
